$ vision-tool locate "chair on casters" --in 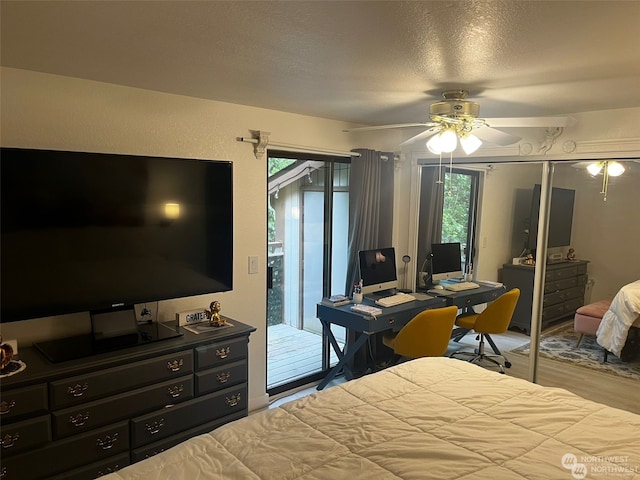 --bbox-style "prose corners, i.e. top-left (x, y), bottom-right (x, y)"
top-left (382, 306), bottom-right (459, 361)
top-left (449, 288), bottom-right (520, 374)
